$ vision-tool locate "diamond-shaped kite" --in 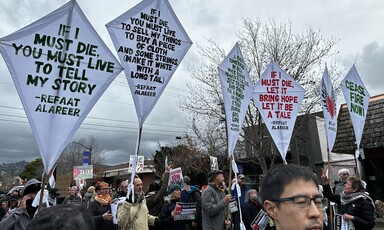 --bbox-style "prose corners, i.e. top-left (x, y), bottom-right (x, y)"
top-left (106, 0), bottom-right (192, 126)
top-left (0, 0), bottom-right (123, 174)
